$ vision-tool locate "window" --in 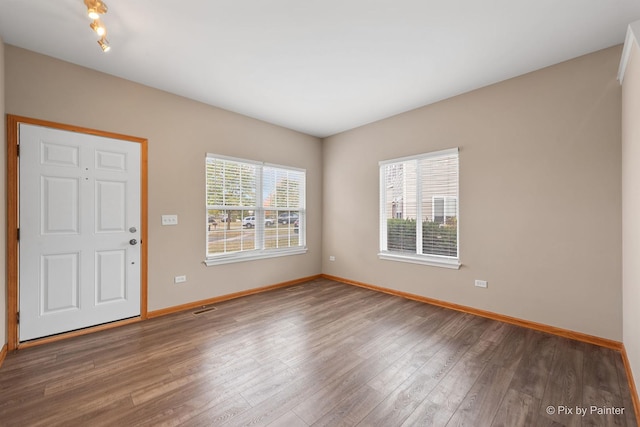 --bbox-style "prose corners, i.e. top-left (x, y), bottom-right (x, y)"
top-left (379, 148), bottom-right (460, 269)
top-left (205, 154), bottom-right (306, 265)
